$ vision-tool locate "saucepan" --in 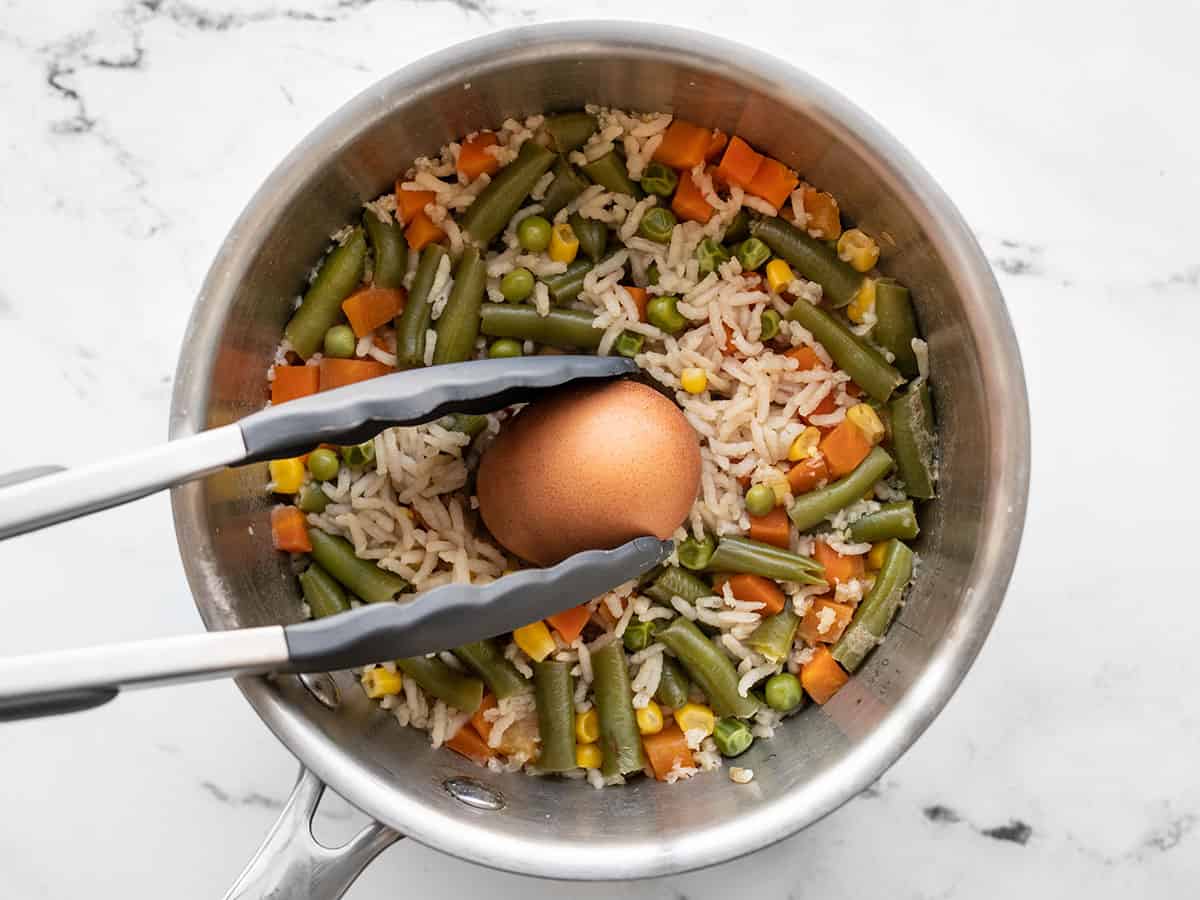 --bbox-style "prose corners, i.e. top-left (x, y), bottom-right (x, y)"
top-left (167, 21), bottom-right (1030, 898)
